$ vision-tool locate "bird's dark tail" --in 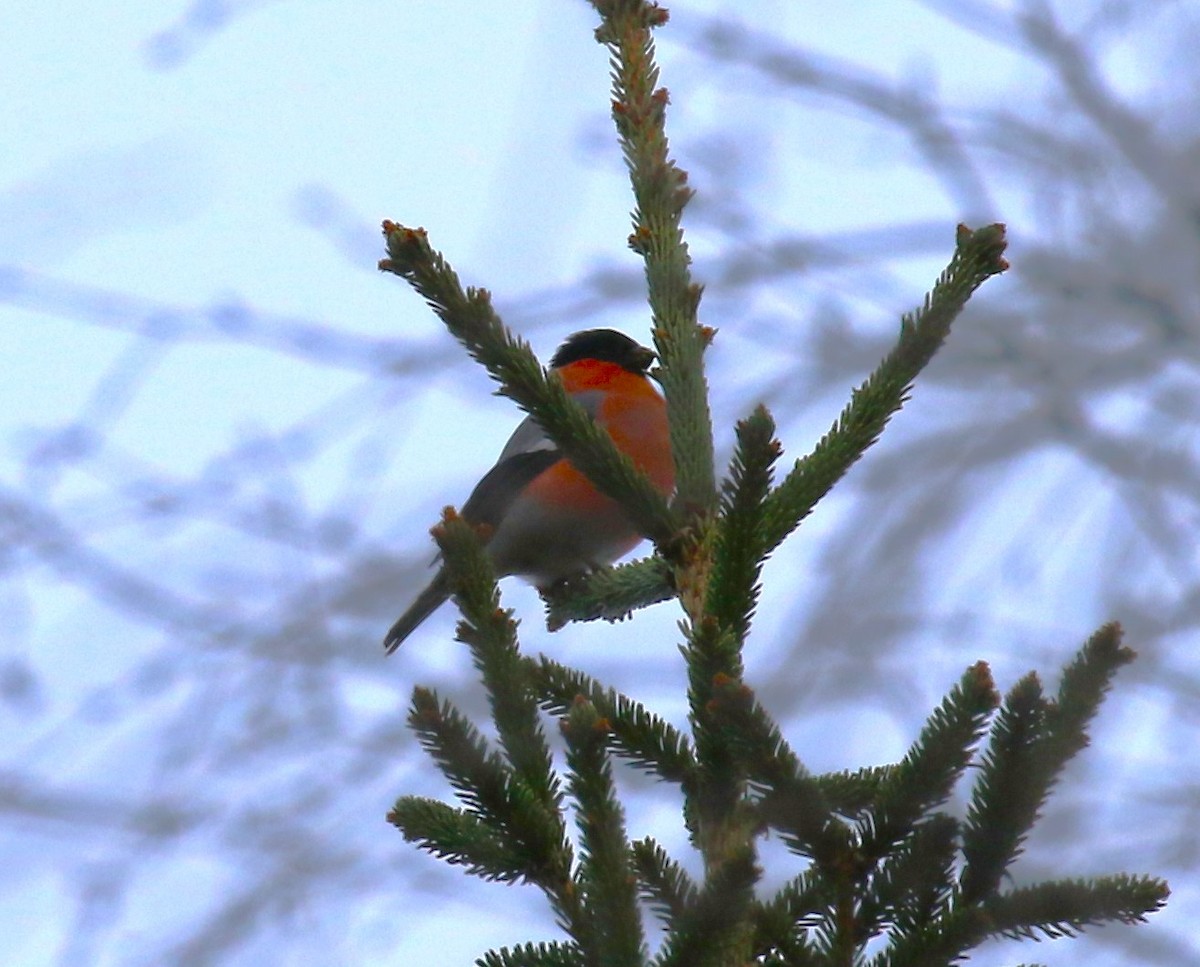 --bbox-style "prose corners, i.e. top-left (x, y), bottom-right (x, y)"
top-left (384, 570), bottom-right (450, 654)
